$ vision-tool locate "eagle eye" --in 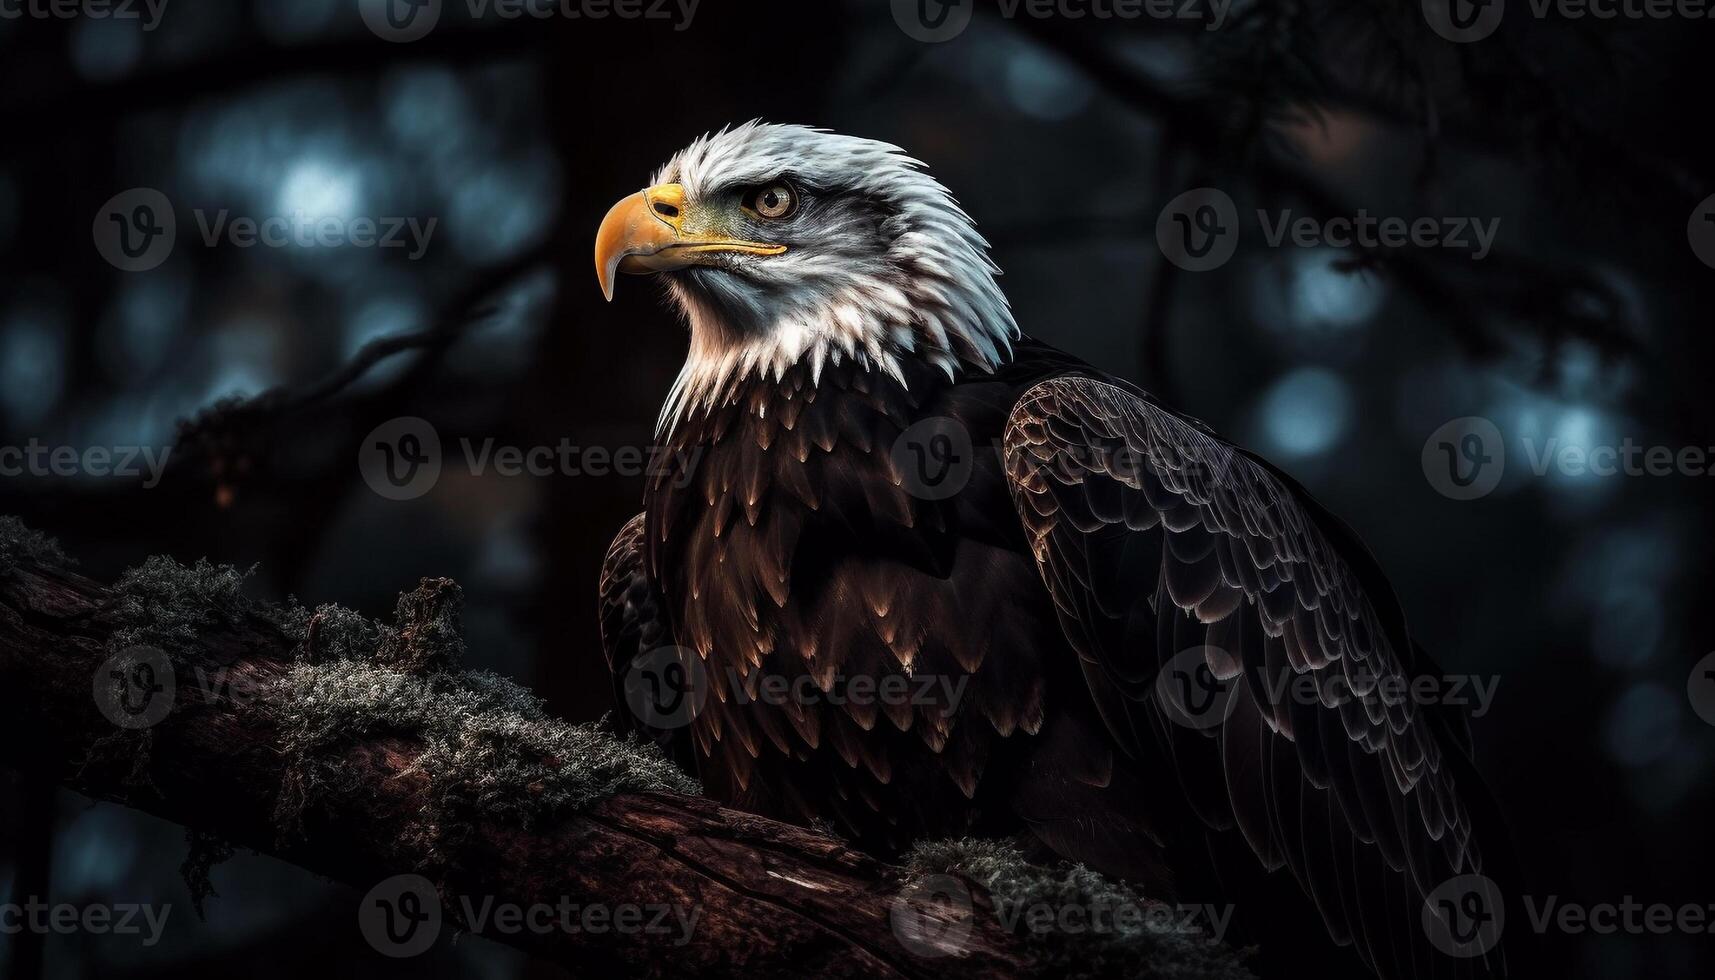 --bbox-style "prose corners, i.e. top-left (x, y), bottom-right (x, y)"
top-left (749, 182), bottom-right (799, 220)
